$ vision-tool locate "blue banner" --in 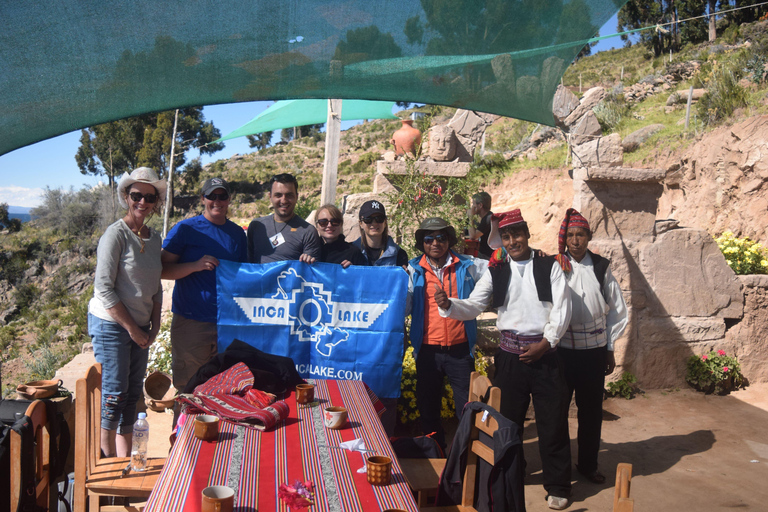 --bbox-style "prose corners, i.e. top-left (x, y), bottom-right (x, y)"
top-left (216, 260), bottom-right (408, 398)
